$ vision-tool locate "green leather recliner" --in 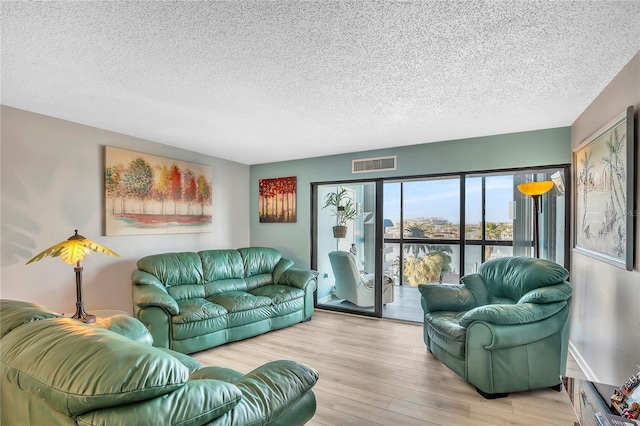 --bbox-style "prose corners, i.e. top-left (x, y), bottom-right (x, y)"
top-left (0, 299), bottom-right (319, 425)
top-left (418, 256), bottom-right (572, 398)
top-left (132, 247), bottom-right (317, 354)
